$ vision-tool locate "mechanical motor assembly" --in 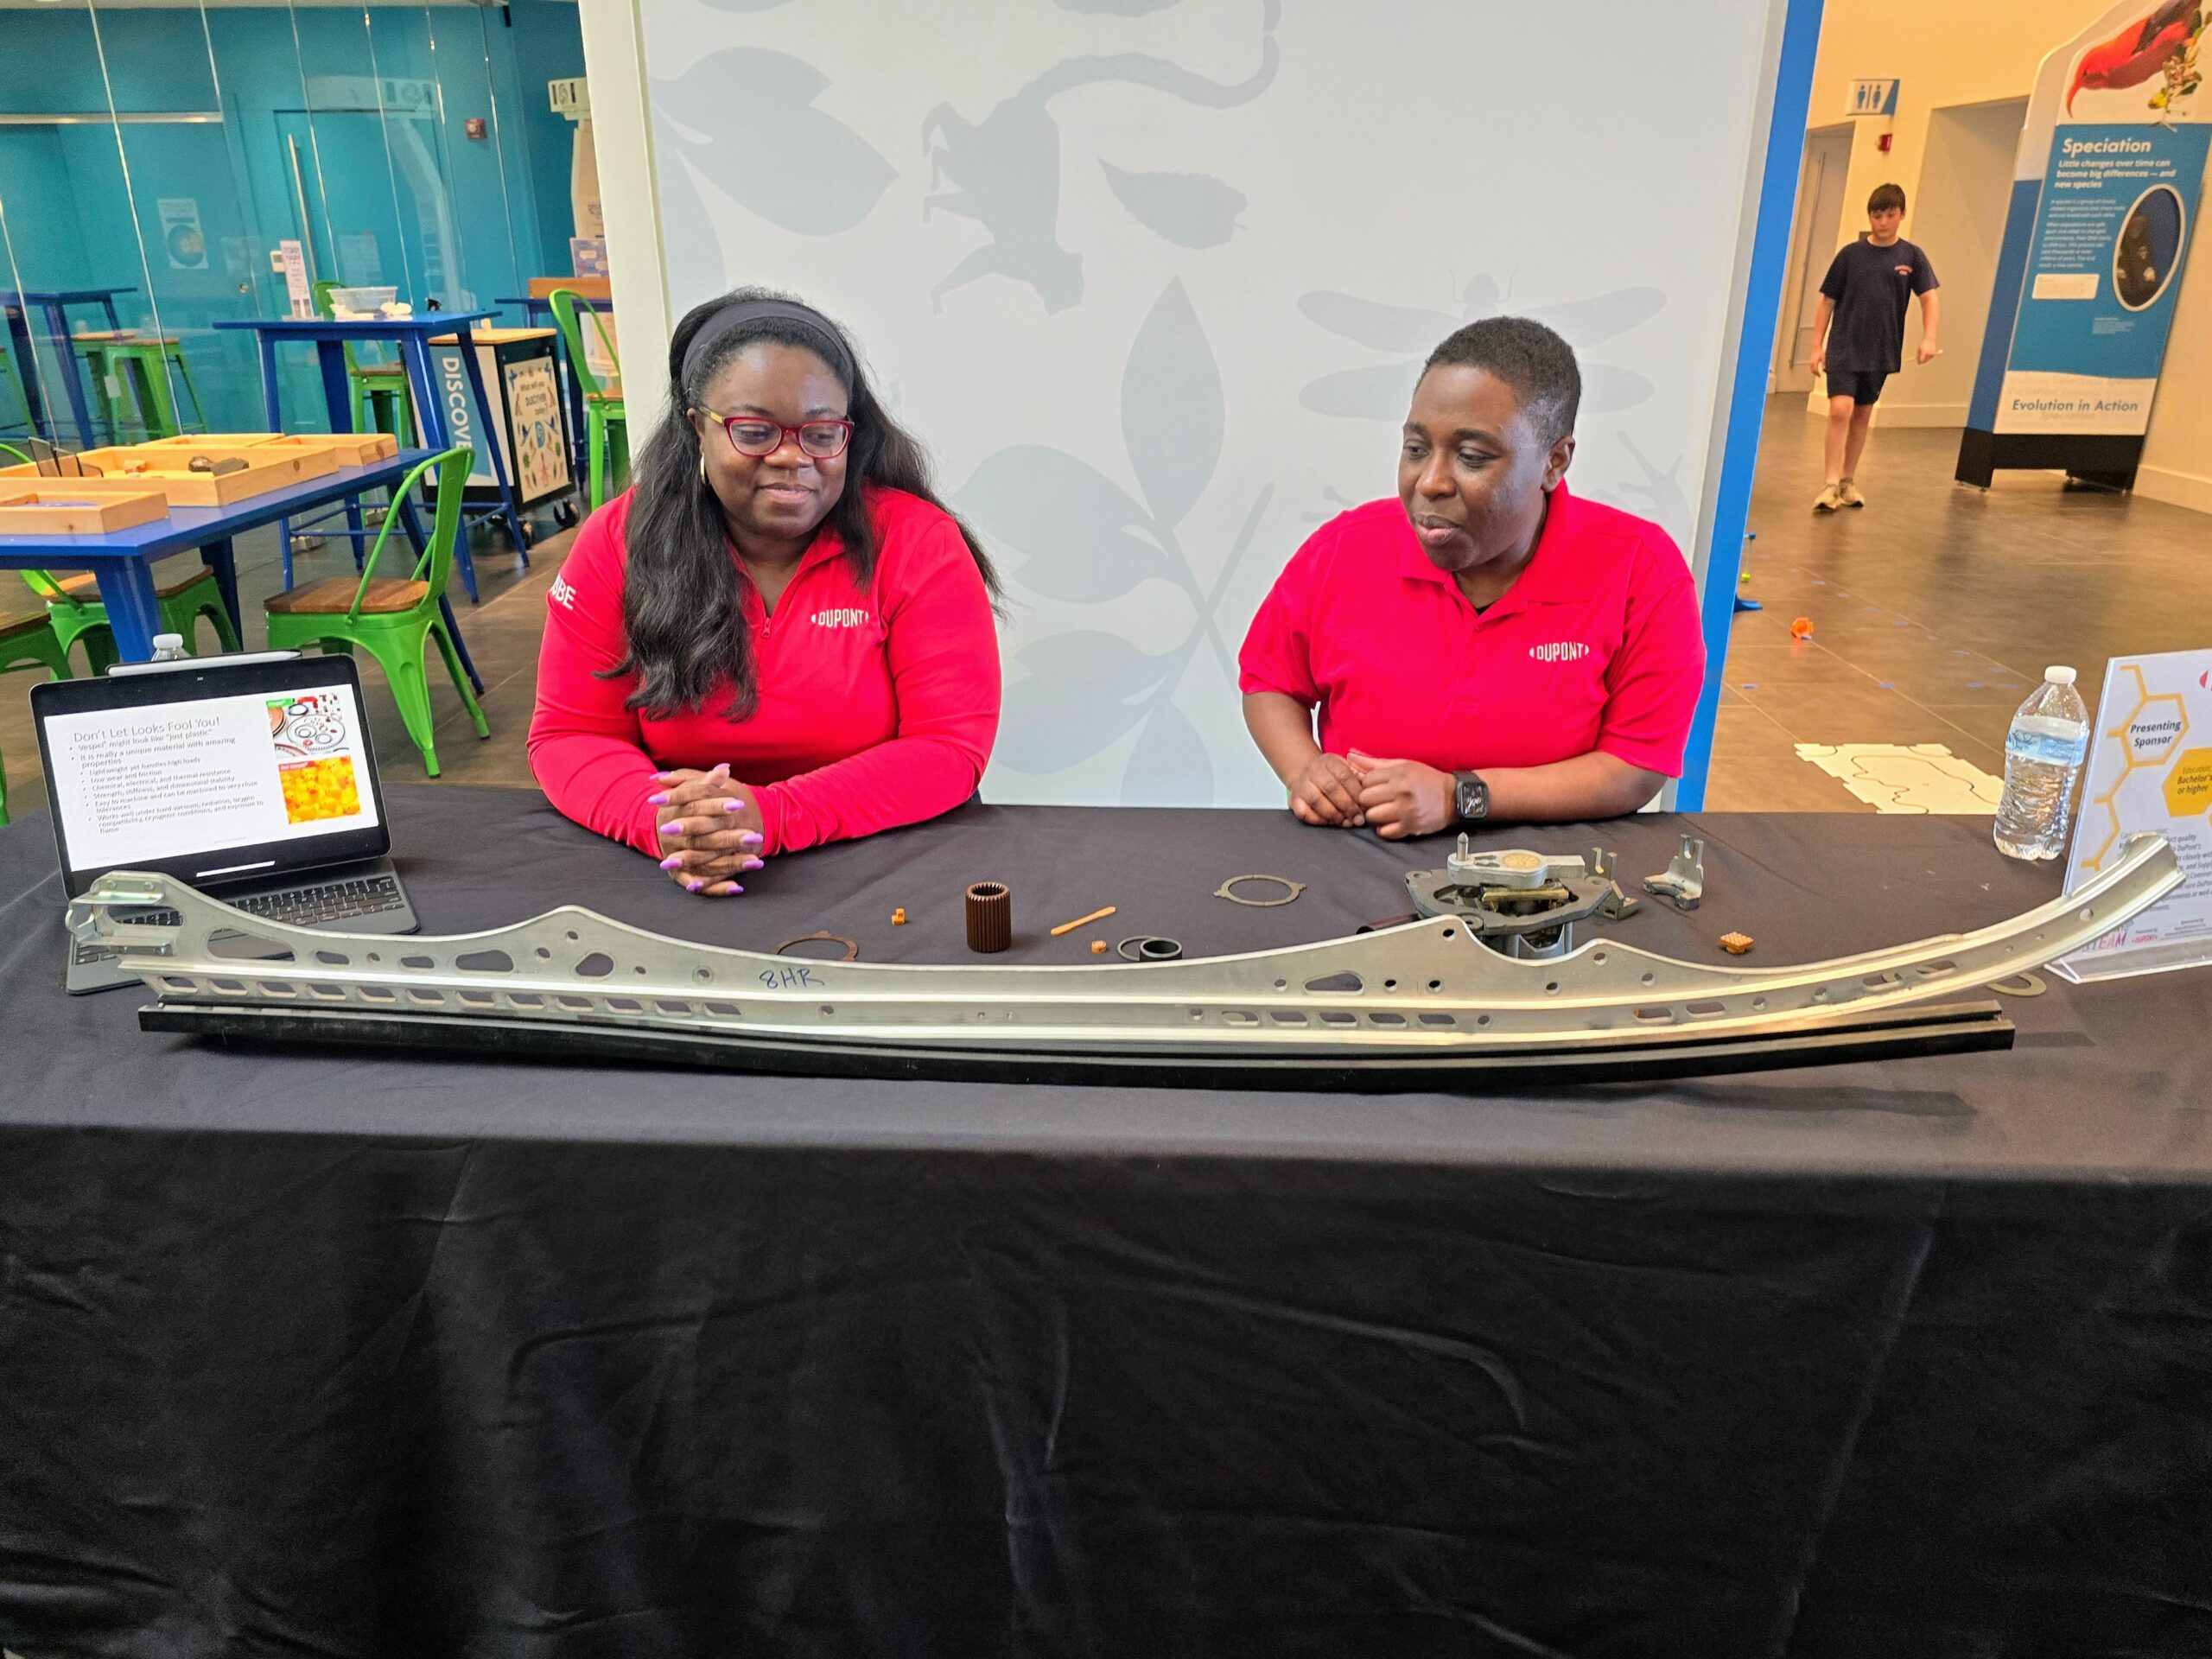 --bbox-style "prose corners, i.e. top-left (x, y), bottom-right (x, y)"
top-left (1404, 836), bottom-right (1642, 961)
